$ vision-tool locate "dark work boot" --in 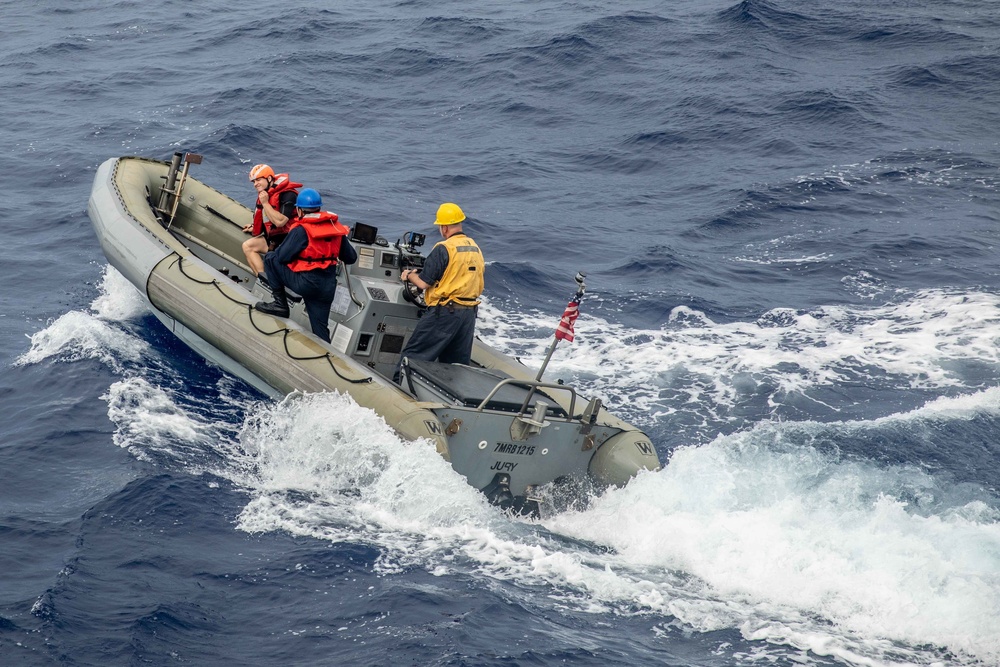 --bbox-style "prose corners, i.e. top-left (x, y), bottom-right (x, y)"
top-left (254, 289), bottom-right (289, 317)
